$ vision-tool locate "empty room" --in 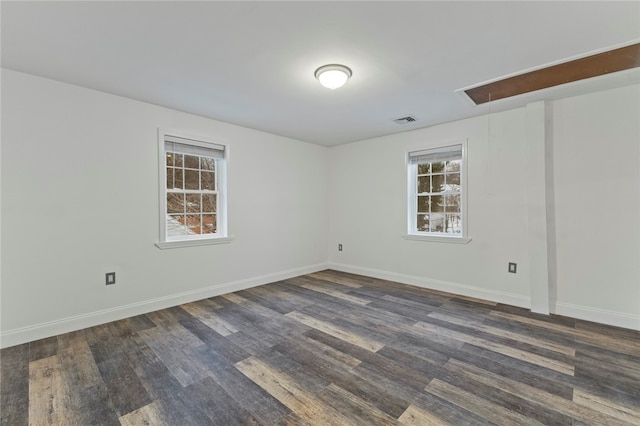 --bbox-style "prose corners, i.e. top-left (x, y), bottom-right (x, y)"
top-left (1, 1), bottom-right (639, 425)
